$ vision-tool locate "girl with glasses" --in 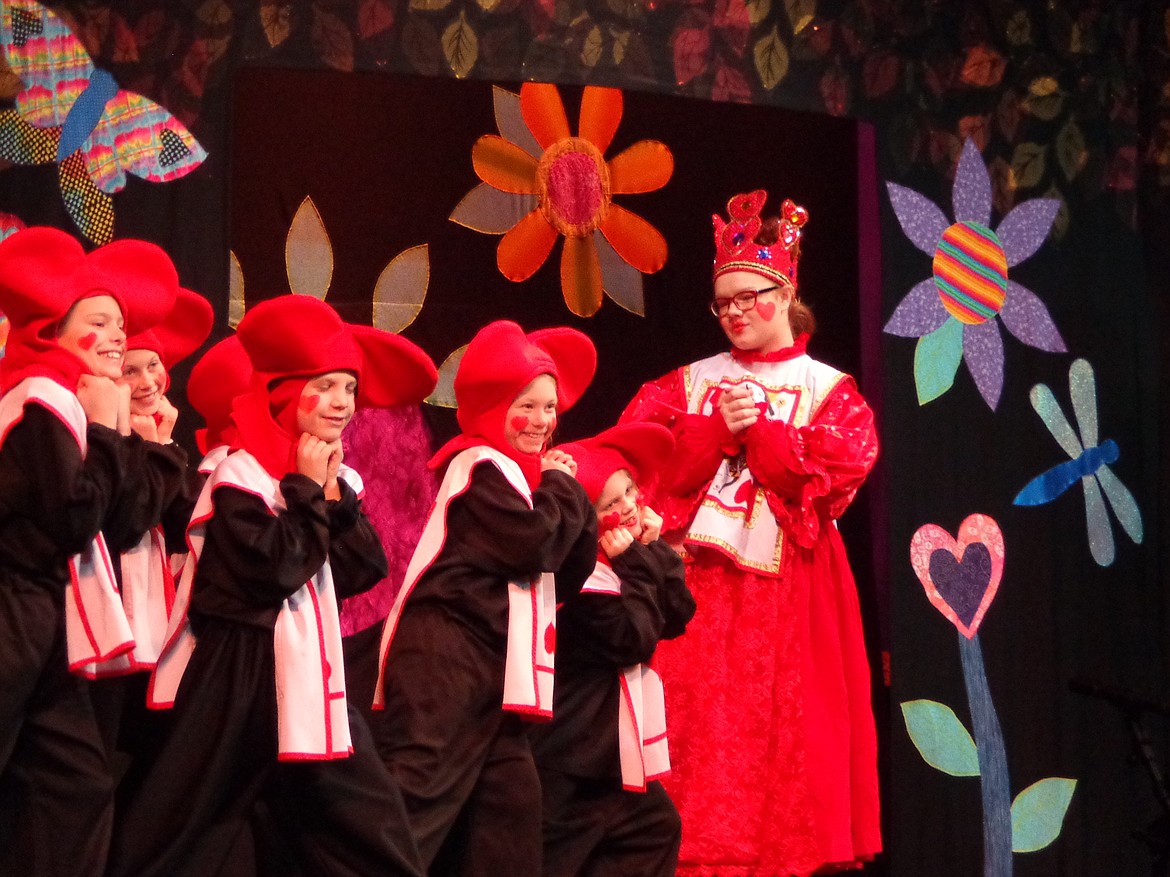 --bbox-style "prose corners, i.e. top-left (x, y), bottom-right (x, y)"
top-left (620, 190), bottom-right (882, 877)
